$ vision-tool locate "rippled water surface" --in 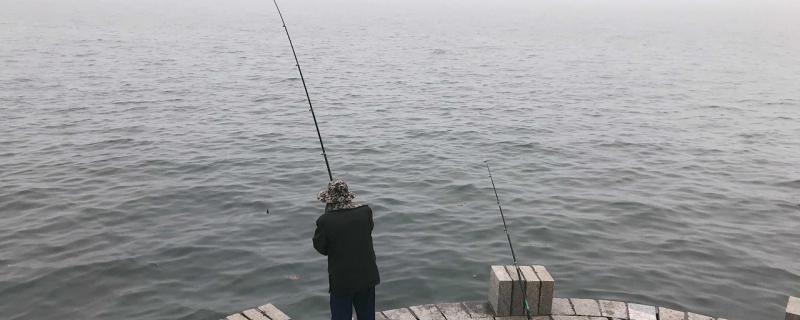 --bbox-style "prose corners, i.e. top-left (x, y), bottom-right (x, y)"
top-left (1, 0), bottom-right (799, 319)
